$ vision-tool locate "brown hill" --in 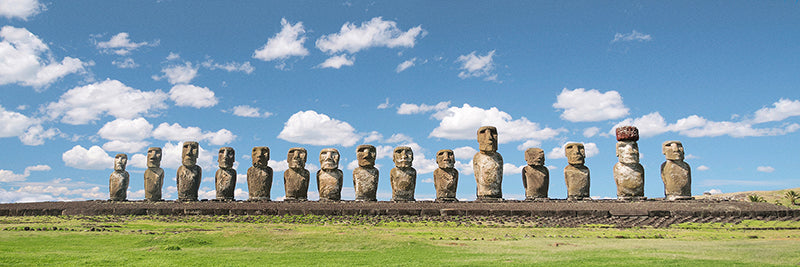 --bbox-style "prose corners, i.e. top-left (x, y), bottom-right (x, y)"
top-left (695, 187), bottom-right (800, 209)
